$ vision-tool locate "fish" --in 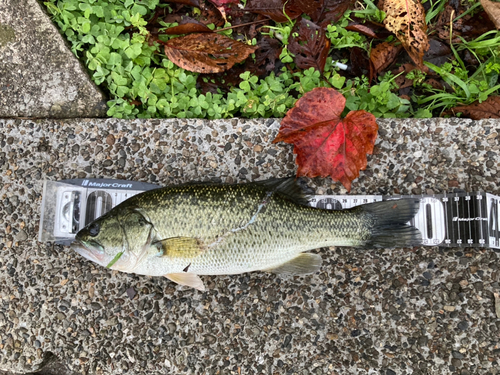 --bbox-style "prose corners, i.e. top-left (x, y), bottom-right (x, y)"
top-left (71, 178), bottom-right (421, 291)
